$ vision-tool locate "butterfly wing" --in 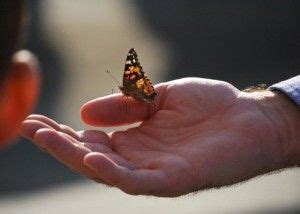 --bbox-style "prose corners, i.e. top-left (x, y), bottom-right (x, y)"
top-left (121, 48), bottom-right (156, 103)
top-left (123, 48), bottom-right (144, 87)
